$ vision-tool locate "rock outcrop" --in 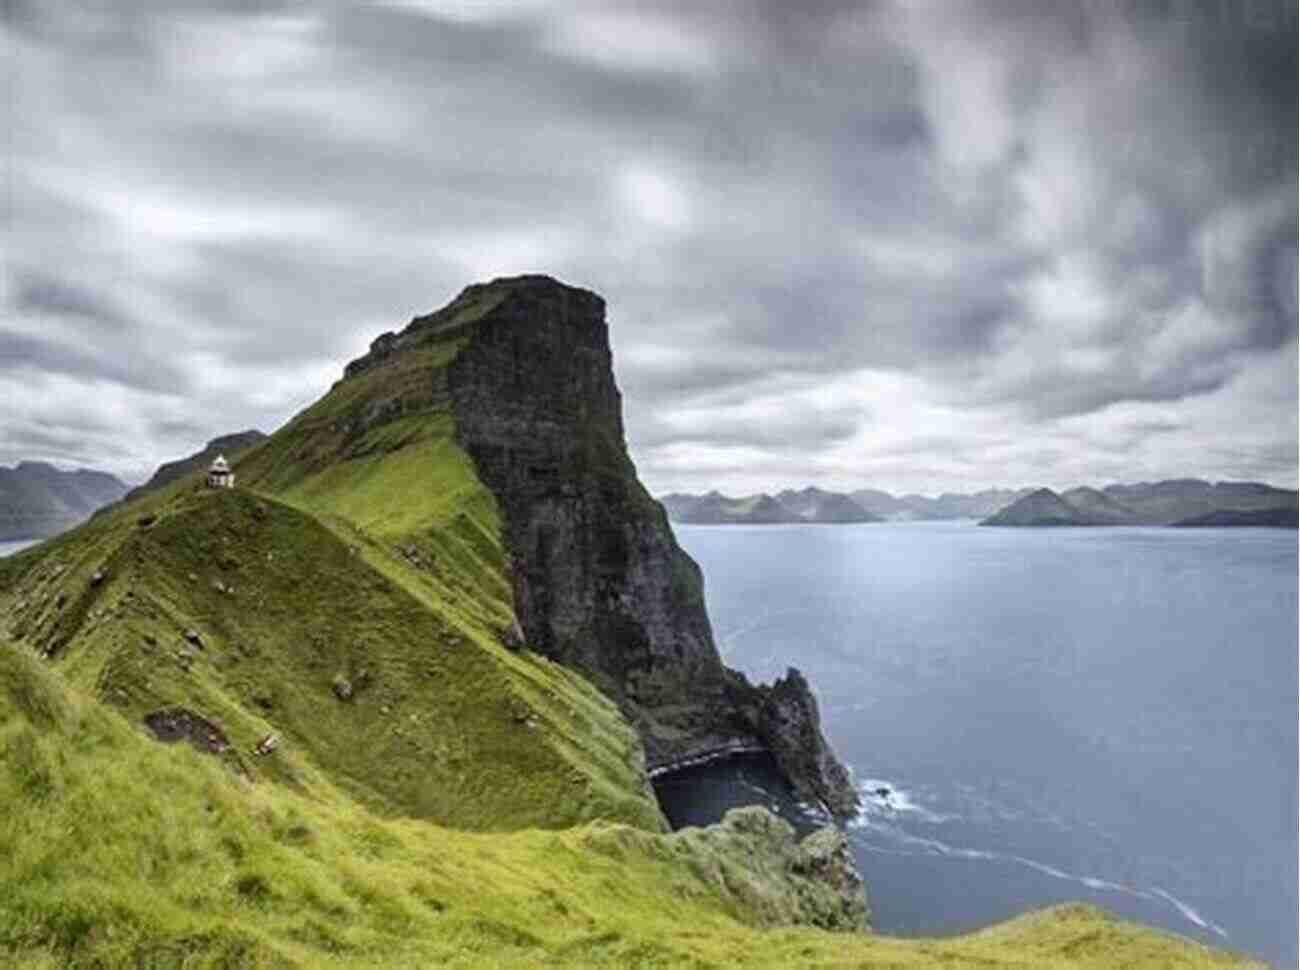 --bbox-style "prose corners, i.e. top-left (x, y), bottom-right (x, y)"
top-left (751, 669), bottom-right (859, 818)
top-left (584, 806), bottom-right (868, 930)
top-left (343, 275), bottom-right (860, 820)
